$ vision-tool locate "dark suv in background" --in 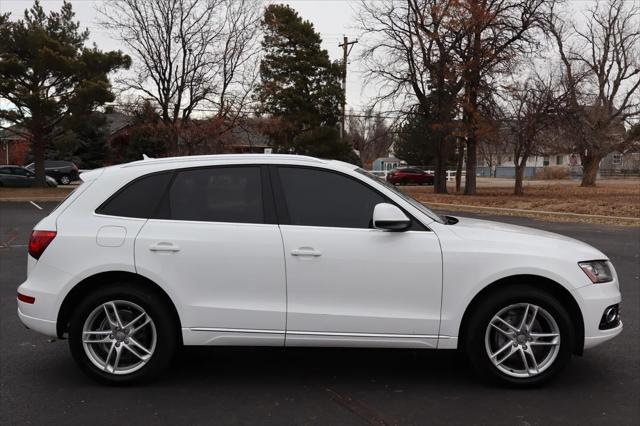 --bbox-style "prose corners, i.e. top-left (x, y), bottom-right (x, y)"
top-left (0, 166), bottom-right (57, 187)
top-left (386, 167), bottom-right (434, 186)
top-left (26, 160), bottom-right (79, 185)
